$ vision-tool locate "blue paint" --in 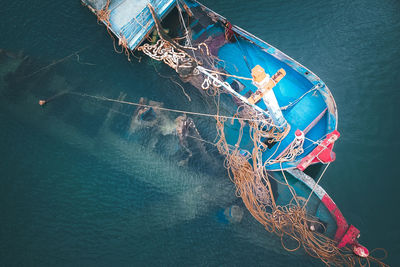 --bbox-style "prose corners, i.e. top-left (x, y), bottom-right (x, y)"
top-left (216, 31), bottom-right (334, 169)
top-left (88, 0), bottom-right (177, 49)
top-left (1, 0), bottom-right (398, 266)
